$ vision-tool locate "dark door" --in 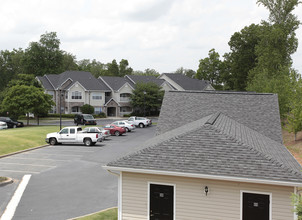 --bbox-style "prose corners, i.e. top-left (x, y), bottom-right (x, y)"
top-left (243, 192), bottom-right (269, 220)
top-left (150, 184), bottom-right (174, 220)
